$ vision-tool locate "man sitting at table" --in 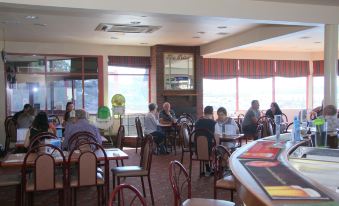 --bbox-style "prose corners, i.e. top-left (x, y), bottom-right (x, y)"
top-left (242, 100), bottom-right (261, 139)
top-left (159, 102), bottom-right (176, 124)
top-left (214, 107), bottom-right (239, 150)
top-left (63, 109), bottom-right (102, 149)
top-left (144, 103), bottom-right (167, 154)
